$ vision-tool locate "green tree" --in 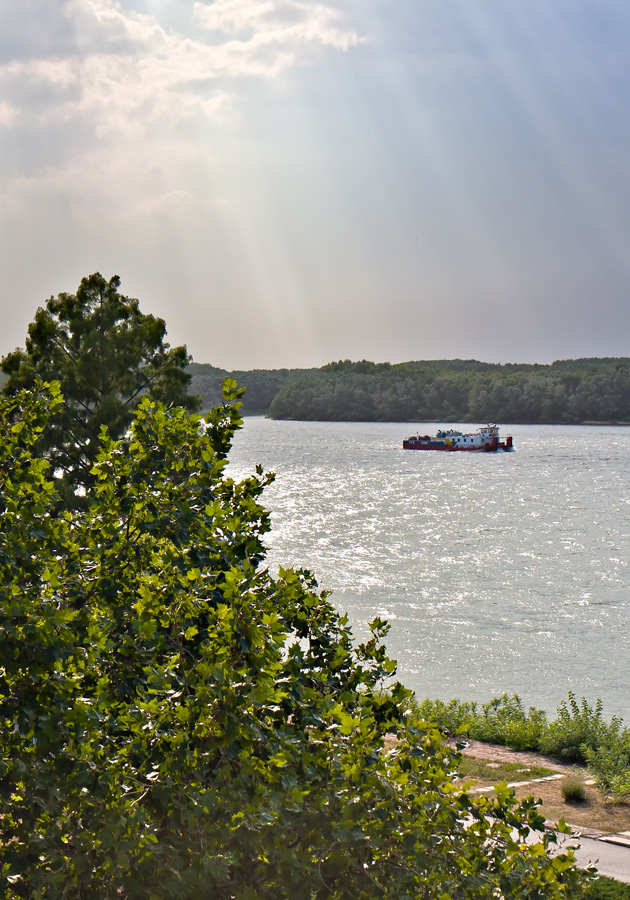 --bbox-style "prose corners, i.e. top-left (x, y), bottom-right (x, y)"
top-left (0, 382), bottom-right (589, 899)
top-left (1, 273), bottom-right (198, 505)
